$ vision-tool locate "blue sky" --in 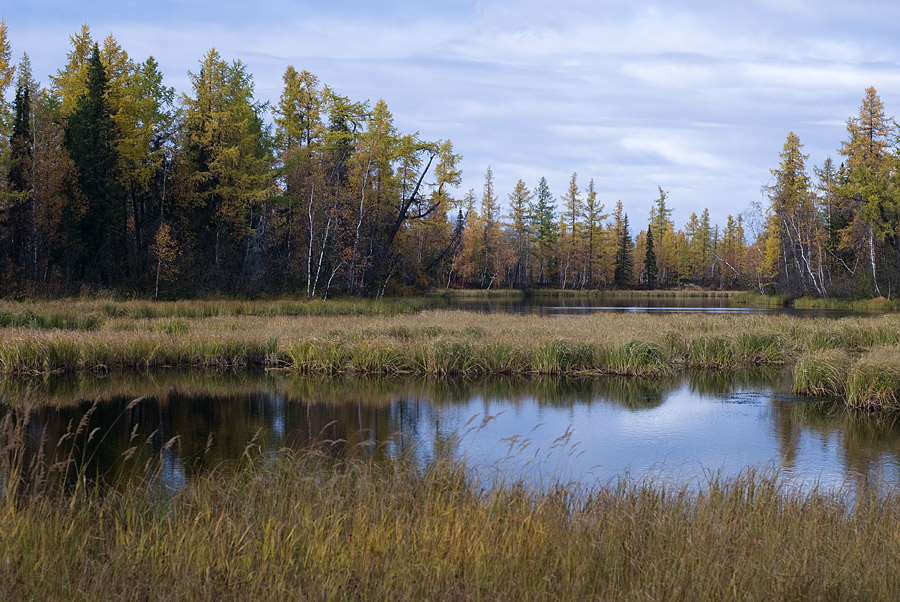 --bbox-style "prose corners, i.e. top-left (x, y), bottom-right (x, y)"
top-left (5, 1), bottom-right (900, 231)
